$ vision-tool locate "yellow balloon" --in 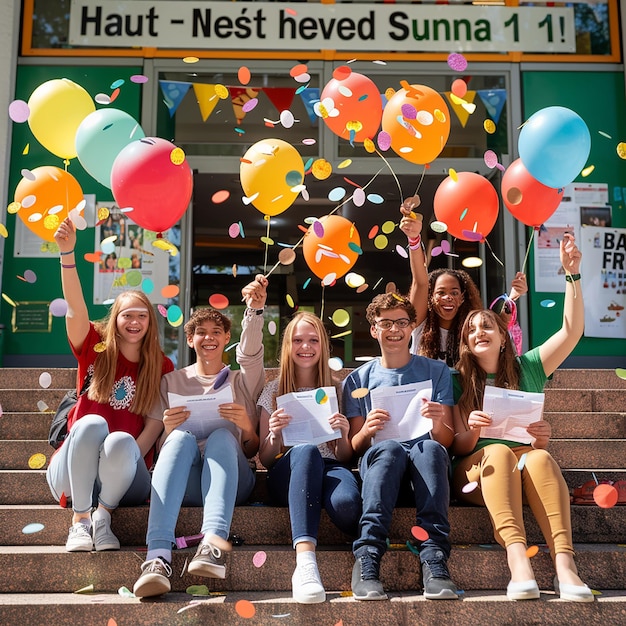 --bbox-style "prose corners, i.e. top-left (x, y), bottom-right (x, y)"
top-left (240, 139), bottom-right (304, 217)
top-left (27, 79), bottom-right (95, 159)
